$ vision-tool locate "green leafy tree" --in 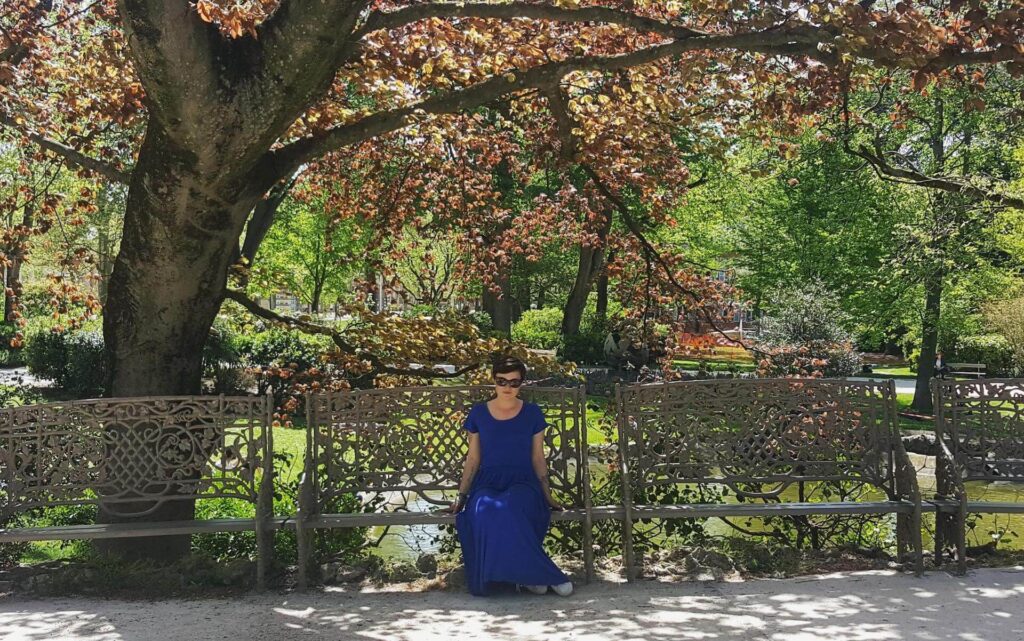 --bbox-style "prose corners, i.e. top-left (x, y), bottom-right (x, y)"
top-left (249, 191), bottom-right (370, 314)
